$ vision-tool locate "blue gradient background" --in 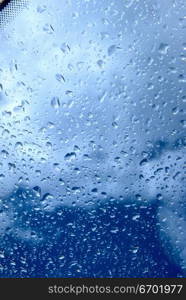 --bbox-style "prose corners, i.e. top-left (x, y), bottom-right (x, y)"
top-left (0, 0), bottom-right (185, 278)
